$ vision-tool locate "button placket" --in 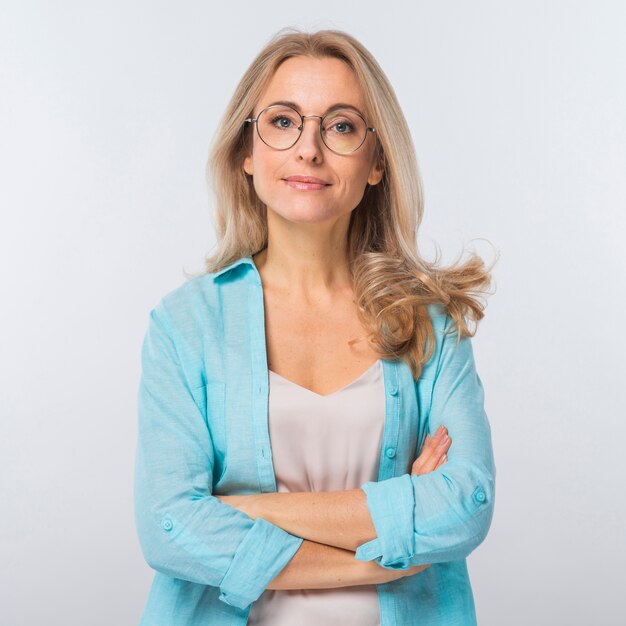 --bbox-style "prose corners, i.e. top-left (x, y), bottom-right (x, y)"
top-left (377, 360), bottom-right (401, 481)
top-left (249, 269), bottom-right (279, 493)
